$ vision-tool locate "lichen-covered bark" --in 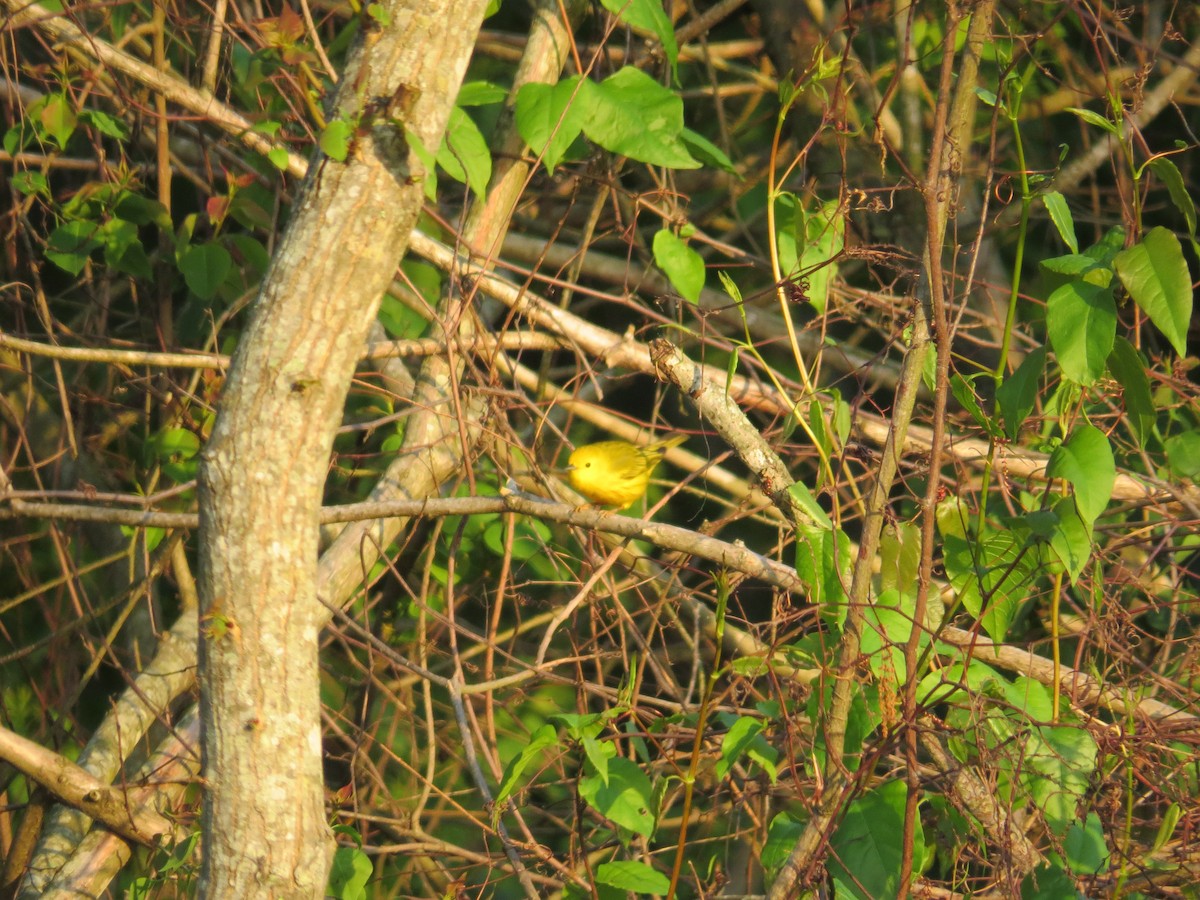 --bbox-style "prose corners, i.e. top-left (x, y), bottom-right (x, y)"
top-left (195, 1), bottom-right (489, 895)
